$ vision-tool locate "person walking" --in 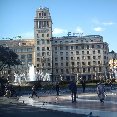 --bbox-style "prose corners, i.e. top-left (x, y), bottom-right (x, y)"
top-left (30, 85), bottom-right (39, 98)
top-left (97, 82), bottom-right (105, 103)
top-left (69, 80), bottom-right (77, 103)
top-left (55, 82), bottom-right (60, 96)
top-left (81, 79), bottom-right (86, 93)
